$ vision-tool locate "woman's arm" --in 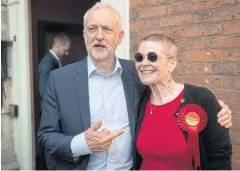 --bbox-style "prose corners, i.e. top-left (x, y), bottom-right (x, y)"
top-left (199, 87), bottom-right (232, 170)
